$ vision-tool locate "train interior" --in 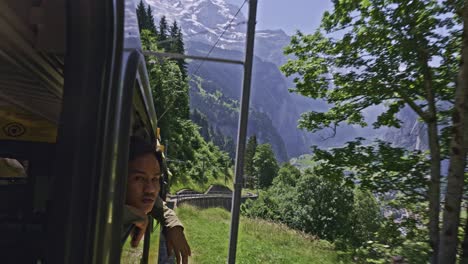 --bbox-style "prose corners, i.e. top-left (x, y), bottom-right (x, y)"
top-left (0, 0), bottom-right (155, 262)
